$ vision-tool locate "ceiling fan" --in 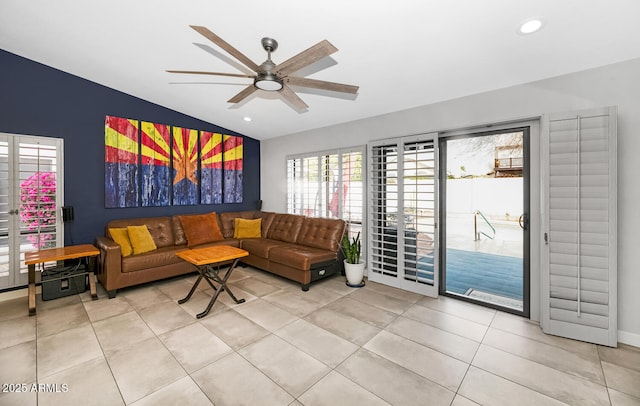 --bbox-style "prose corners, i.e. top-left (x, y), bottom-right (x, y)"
top-left (167, 26), bottom-right (359, 110)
